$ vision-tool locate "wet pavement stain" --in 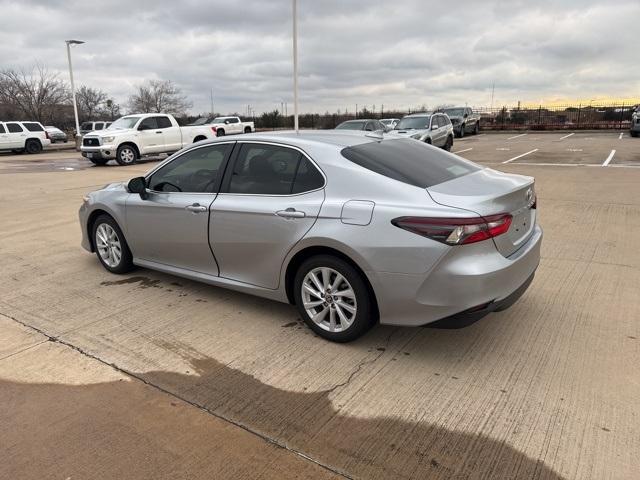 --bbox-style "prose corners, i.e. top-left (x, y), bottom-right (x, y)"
top-left (100, 276), bottom-right (162, 289)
